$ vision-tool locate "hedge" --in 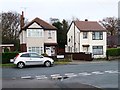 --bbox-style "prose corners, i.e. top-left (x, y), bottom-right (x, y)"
top-left (107, 48), bottom-right (120, 56)
top-left (1, 52), bottom-right (19, 64)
